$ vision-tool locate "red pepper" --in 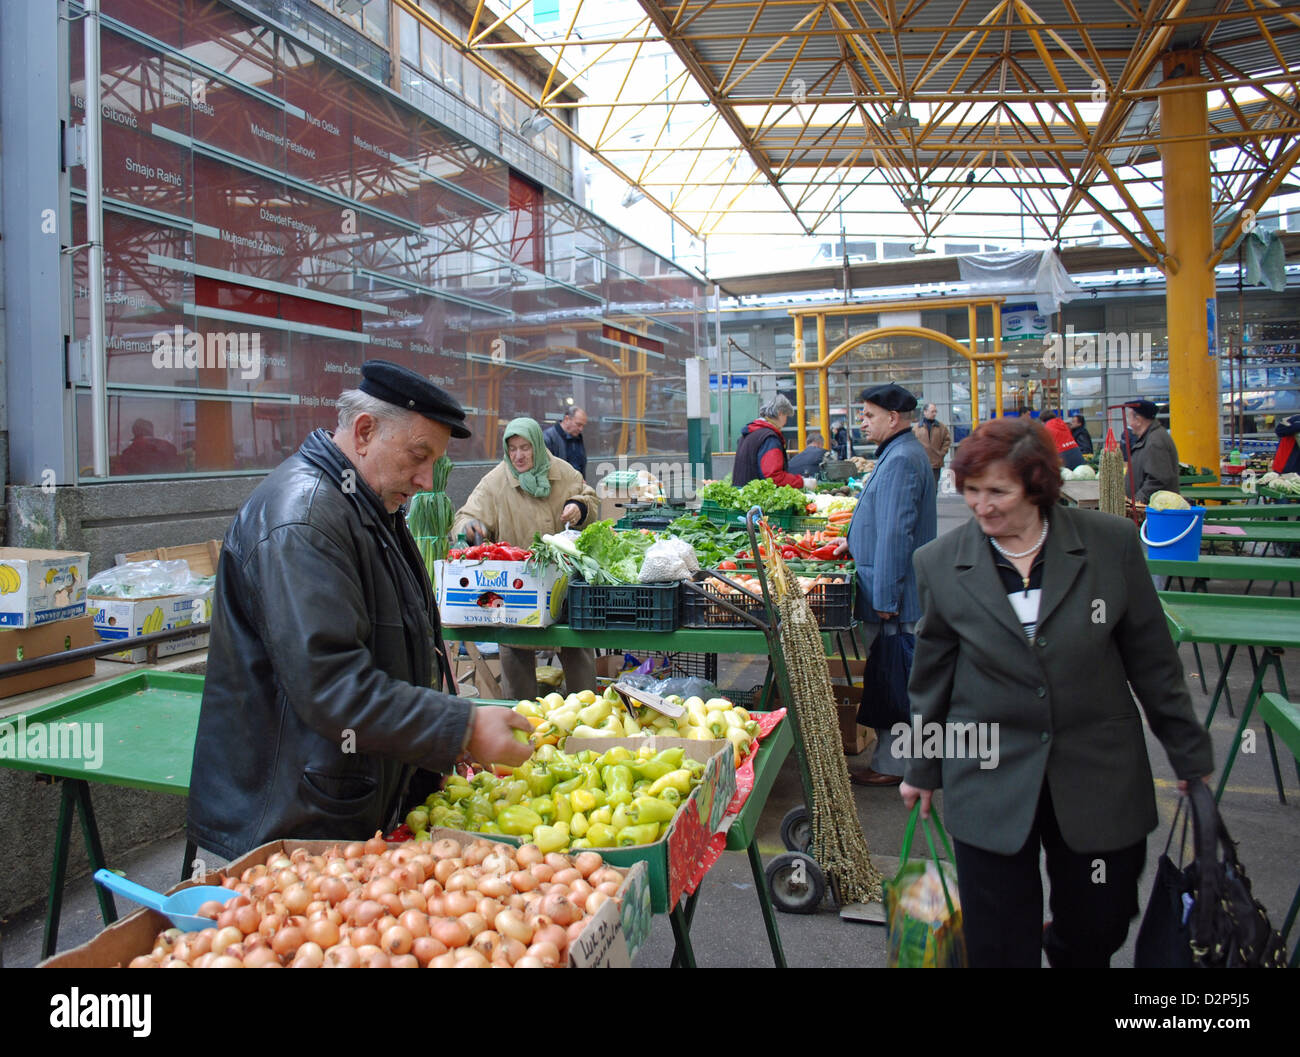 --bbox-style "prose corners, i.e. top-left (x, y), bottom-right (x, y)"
top-left (718, 560), bottom-right (738, 571)
top-left (384, 823), bottom-right (413, 843)
top-left (781, 546), bottom-right (798, 559)
top-left (447, 549), bottom-right (464, 560)
top-left (812, 542), bottom-right (842, 560)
